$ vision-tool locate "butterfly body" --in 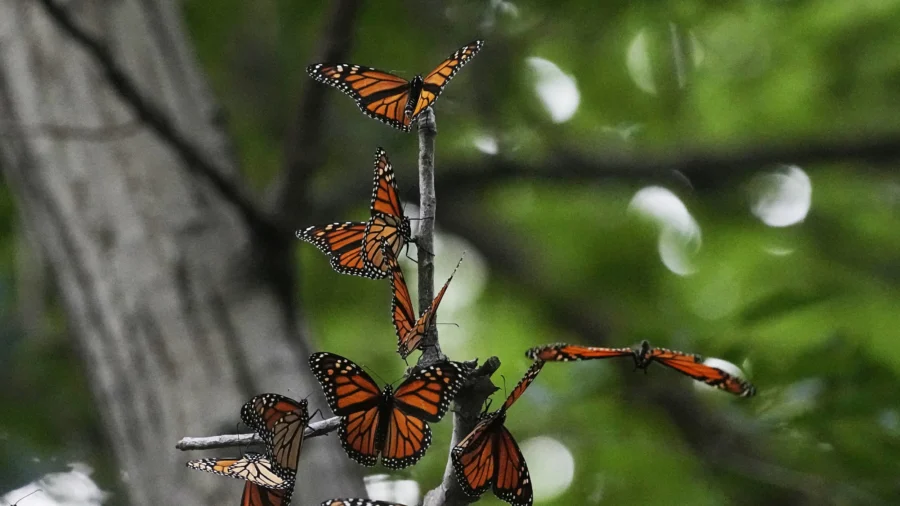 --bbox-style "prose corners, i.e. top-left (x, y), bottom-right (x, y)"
top-left (310, 352), bottom-right (465, 469)
top-left (308, 41), bottom-right (484, 132)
